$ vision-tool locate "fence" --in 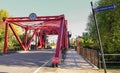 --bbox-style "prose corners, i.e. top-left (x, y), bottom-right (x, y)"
top-left (99, 54), bottom-right (120, 68)
top-left (77, 47), bottom-right (99, 67)
top-left (76, 47), bottom-right (120, 68)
